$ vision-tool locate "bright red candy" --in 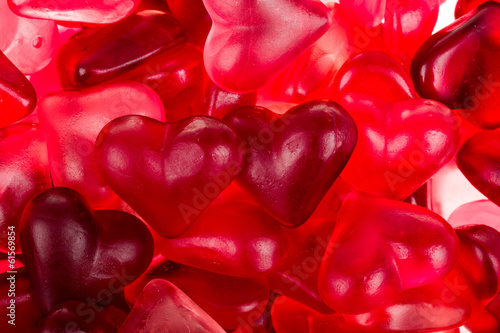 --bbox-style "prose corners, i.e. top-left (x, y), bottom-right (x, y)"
top-left (157, 200), bottom-right (288, 277)
top-left (167, 0), bottom-right (212, 47)
top-left (118, 279), bottom-right (225, 333)
top-left (95, 115), bottom-right (243, 238)
top-left (20, 187), bottom-right (154, 314)
top-left (455, 0), bottom-right (494, 18)
top-left (340, 96), bottom-right (460, 200)
top-left (457, 129), bottom-right (500, 207)
top-left (202, 0), bottom-right (331, 92)
top-left (332, 51), bottom-right (417, 103)
top-left (319, 192), bottom-right (459, 314)
top-left (0, 51), bottom-right (37, 127)
top-left (9, 0), bottom-right (139, 24)
top-left (339, 0), bottom-right (385, 28)
top-left (411, 2), bottom-right (500, 129)
top-left (224, 100), bottom-right (357, 227)
top-left (57, 10), bottom-right (186, 89)
top-left (0, 123), bottom-right (51, 254)
top-left (38, 82), bottom-right (165, 209)
top-left (0, 0), bottom-right (58, 74)
top-left (125, 255), bottom-right (270, 329)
